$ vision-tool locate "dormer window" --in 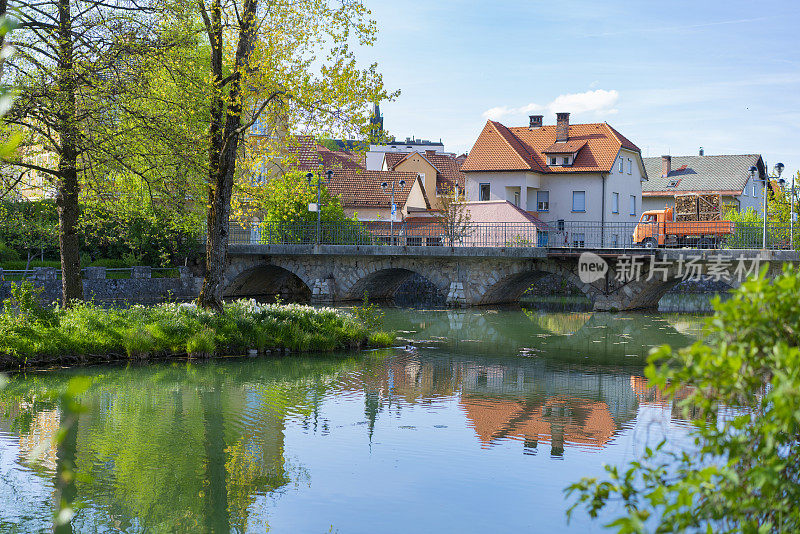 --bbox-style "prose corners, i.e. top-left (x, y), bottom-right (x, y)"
top-left (549, 156), bottom-right (557, 165)
top-left (562, 156), bottom-right (570, 165)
